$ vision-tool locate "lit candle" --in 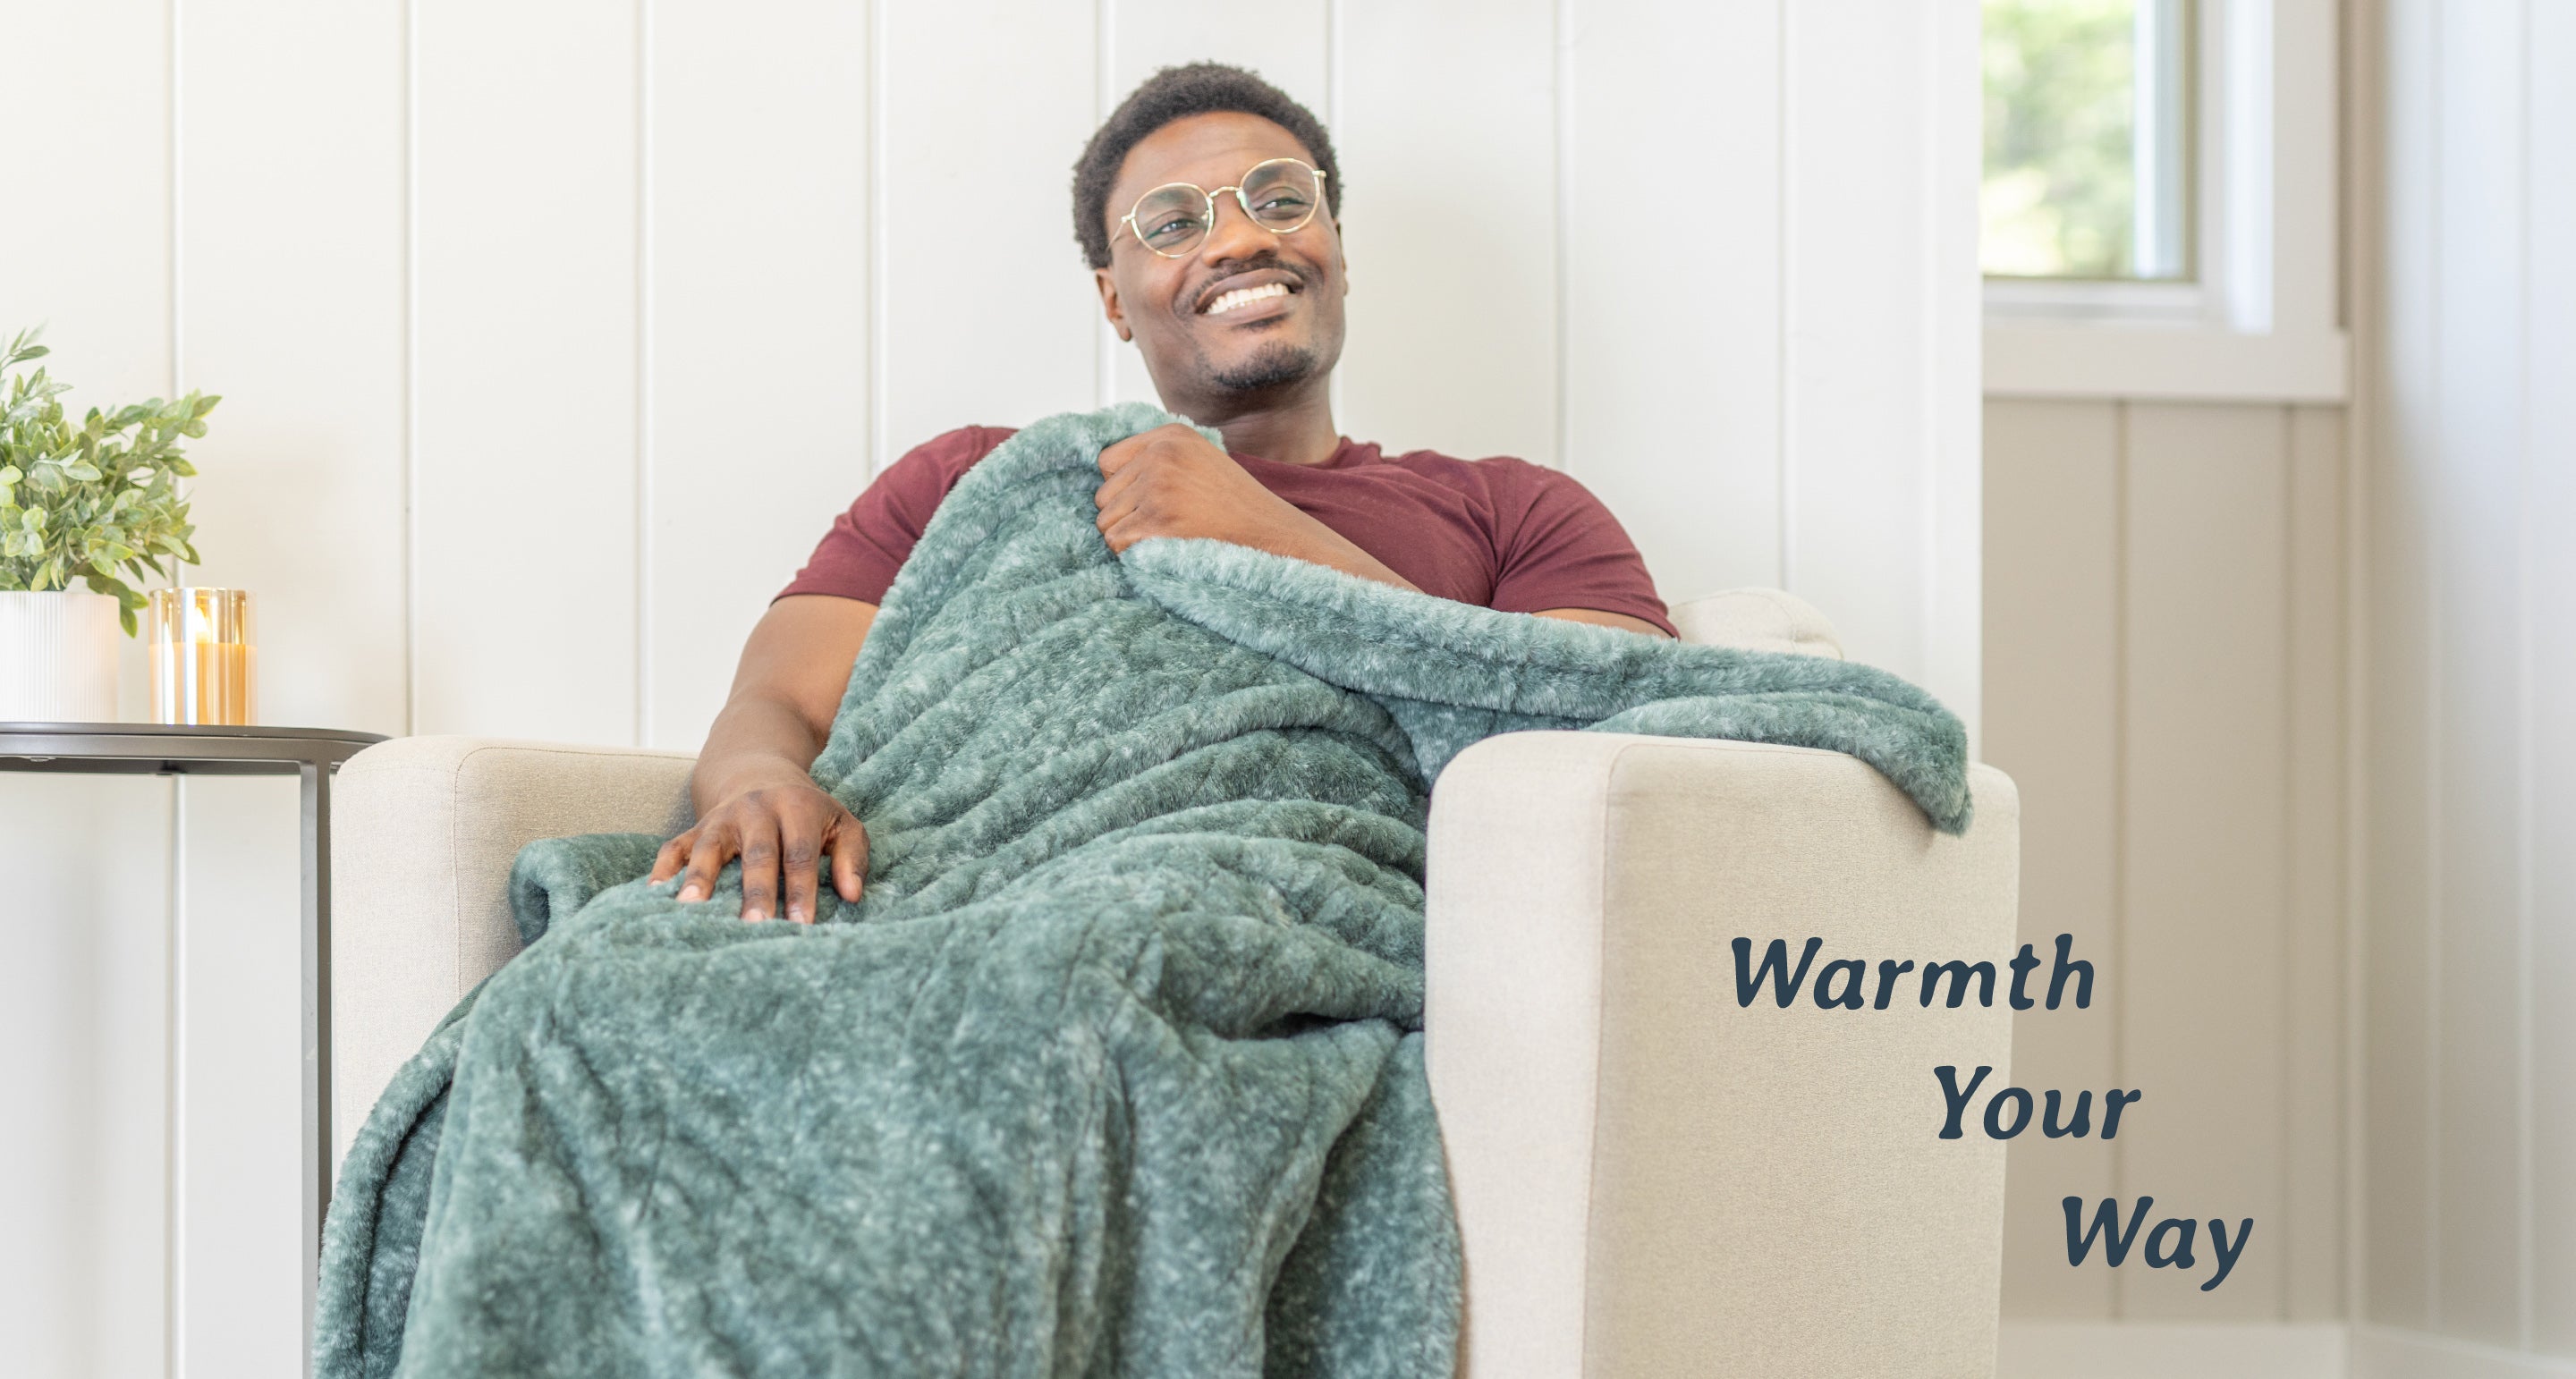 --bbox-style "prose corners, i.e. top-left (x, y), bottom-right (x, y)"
top-left (149, 588), bottom-right (257, 726)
